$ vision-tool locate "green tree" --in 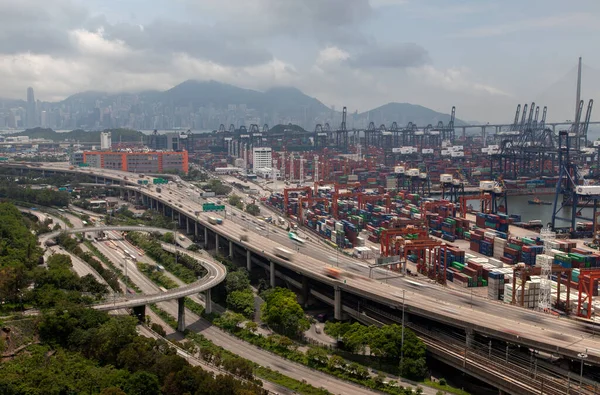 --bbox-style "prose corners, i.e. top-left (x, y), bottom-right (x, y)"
top-left (260, 287), bottom-right (310, 337)
top-left (306, 347), bottom-right (329, 367)
top-left (126, 371), bottom-right (160, 395)
top-left (217, 311), bottom-right (245, 332)
top-left (225, 270), bottom-right (251, 293)
top-left (245, 203), bottom-right (260, 216)
top-left (226, 289), bottom-right (255, 318)
top-left (228, 194), bottom-right (245, 210)
top-left (100, 387), bottom-right (127, 395)
top-left (162, 232), bottom-right (175, 244)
